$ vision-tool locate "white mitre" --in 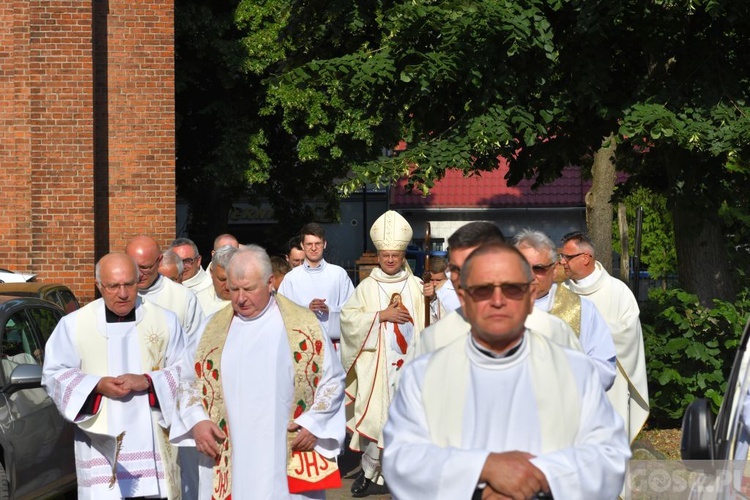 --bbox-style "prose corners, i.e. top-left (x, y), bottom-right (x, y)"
top-left (370, 210), bottom-right (413, 251)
